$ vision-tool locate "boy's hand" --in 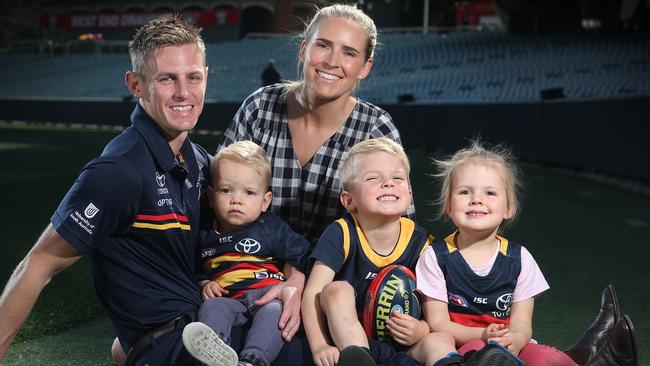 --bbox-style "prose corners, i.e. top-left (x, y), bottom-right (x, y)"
top-left (202, 281), bottom-right (229, 300)
top-left (312, 345), bottom-right (340, 366)
top-left (385, 311), bottom-right (428, 346)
